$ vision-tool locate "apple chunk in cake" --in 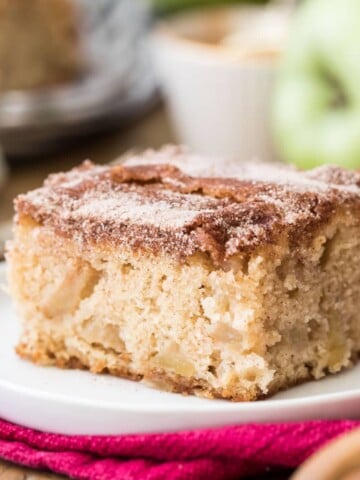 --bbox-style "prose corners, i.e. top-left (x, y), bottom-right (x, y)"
top-left (6, 147), bottom-right (360, 401)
